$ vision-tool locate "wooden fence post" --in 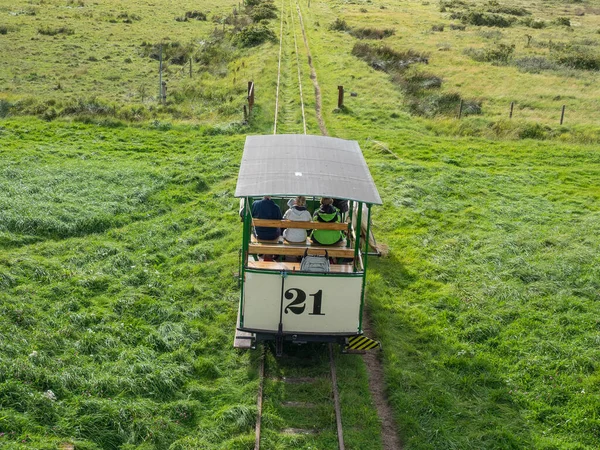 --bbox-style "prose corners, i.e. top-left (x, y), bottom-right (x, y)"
top-left (509, 101), bottom-right (514, 119)
top-left (247, 81), bottom-right (255, 112)
top-left (458, 99), bottom-right (464, 119)
top-left (338, 85), bottom-right (344, 108)
top-left (560, 105), bottom-right (566, 125)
